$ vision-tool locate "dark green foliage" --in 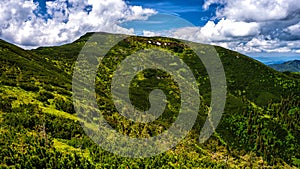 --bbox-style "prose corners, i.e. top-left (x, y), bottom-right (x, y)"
top-left (19, 83), bottom-right (40, 92)
top-left (0, 97), bottom-right (15, 112)
top-left (45, 113), bottom-right (84, 139)
top-left (220, 95), bottom-right (300, 164)
top-left (0, 103), bottom-right (94, 168)
top-left (3, 104), bottom-right (42, 130)
top-left (0, 39), bottom-right (71, 89)
top-left (37, 90), bottom-right (54, 103)
top-left (0, 126), bottom-right (95, 169)
top-left (0, 33), bottom-right (299, 168)
top-left (54, 97), bottom-right (76, 114)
